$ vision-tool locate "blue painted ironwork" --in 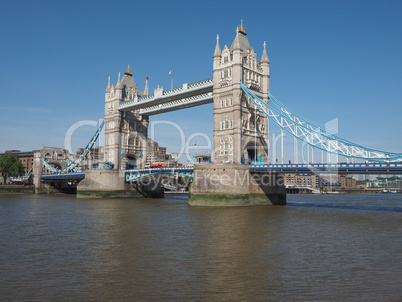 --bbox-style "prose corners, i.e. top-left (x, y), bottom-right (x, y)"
top-left (249, 162), bottom-right (402, 174)
top-left (240, 82), bottom-right (402, 162)
top-left (267, 92), bottom-right (402, 158)
top-left (25, 166), bottom-right (33, 177)
top-left (9, 166), bottom-right (34, 181)
top-left (41, 121), bottom-right (104, 174)
top-left (66, 160), bottom-right (83, 172)
top-left (41, 158), bottom-right (60, 173)
top-left (41, 172), bottom-right (85, 180)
